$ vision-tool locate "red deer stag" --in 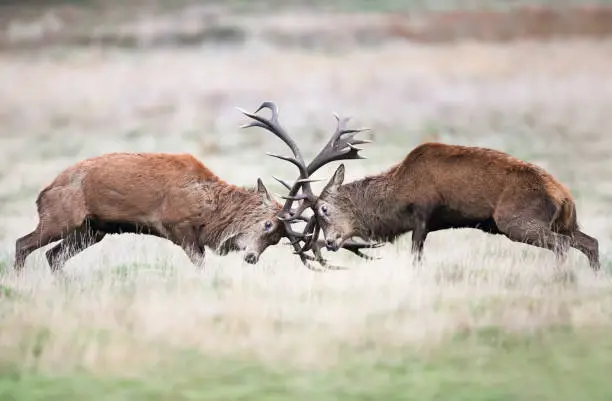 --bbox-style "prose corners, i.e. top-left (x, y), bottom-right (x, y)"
top-left (312, 142), bottom-right (600, 270)
top-left (238, 102), bottom-right (382, 269)
top-left (14, 152), bottom-right (290, 272)
top-left (241, 103), bottom-right (600, 271)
